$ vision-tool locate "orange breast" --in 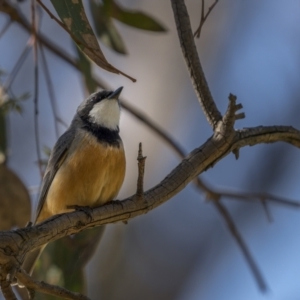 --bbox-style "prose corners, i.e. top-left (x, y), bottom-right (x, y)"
top-left (37, 134), bottom-right (125, 223)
